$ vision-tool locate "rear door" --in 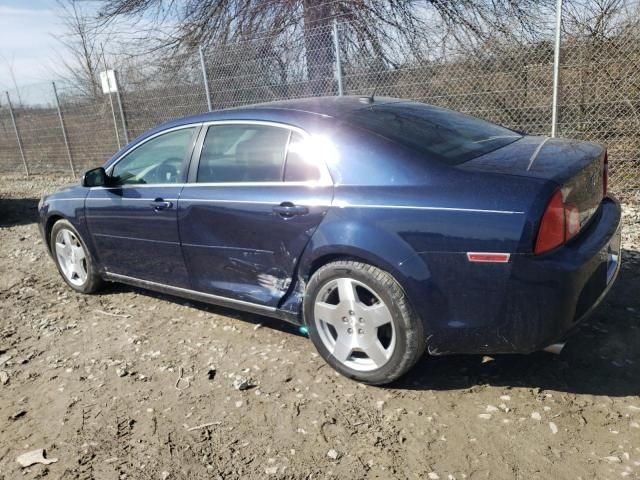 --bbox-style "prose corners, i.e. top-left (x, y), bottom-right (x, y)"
top-left (178, 121), bottom-right (333, 307)
top-left (86, 125), bottom-right (199, 287)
